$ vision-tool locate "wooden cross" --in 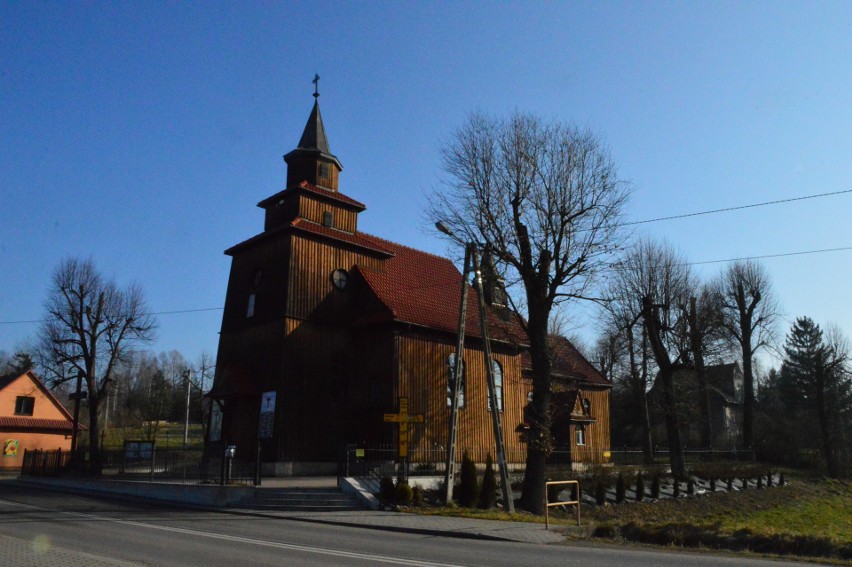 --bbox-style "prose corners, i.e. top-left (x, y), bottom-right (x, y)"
top-left (312, 73), bottom-right (320, 98)
top-left (383, 397), bottom-right (424, 458)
